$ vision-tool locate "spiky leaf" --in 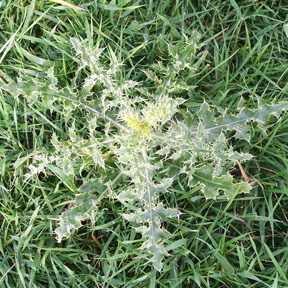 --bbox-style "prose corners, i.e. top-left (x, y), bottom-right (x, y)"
top-left (55, 180), bottom-right (106, 242)
top-left (198, 99), bottom-right (288, 142)
top-left (188, 165), bottom-right (252, 200)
